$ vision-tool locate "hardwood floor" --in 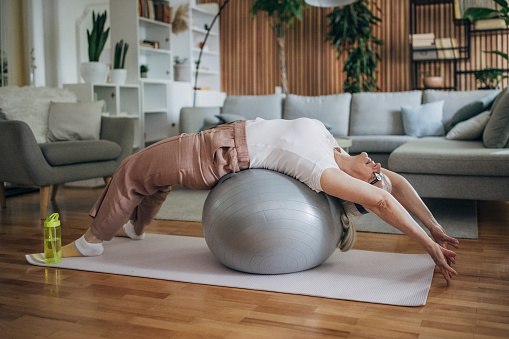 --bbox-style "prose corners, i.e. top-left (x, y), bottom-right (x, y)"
top-left (1, 186), bottom-right (508, 338)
